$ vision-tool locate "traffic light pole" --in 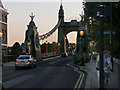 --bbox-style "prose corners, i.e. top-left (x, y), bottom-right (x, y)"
top-left (99, 2), bottom-right (104, 88)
